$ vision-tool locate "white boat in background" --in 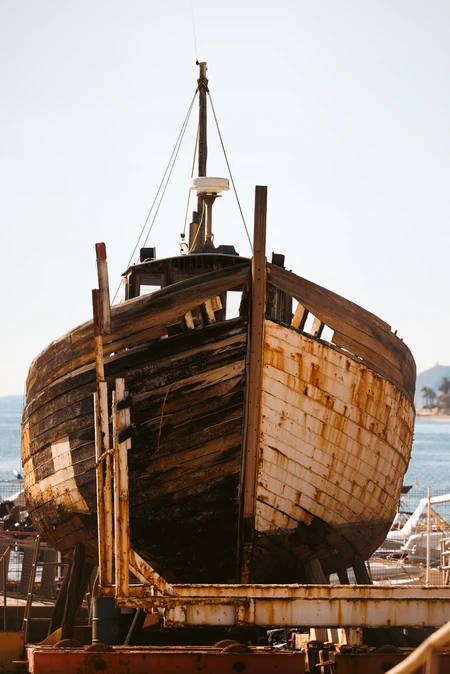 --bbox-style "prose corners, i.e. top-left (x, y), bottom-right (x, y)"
top-left (375, 493), bottom-right (450, 566)
top-left (331, 559), bottom-right (424, 585)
